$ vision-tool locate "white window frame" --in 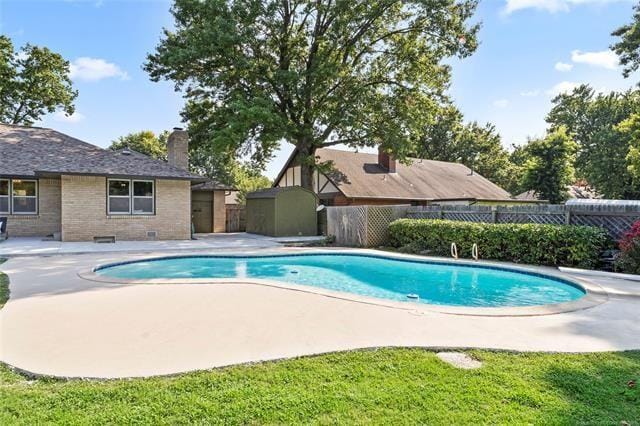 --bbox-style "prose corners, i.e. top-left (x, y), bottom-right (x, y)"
top-left (11, 179), bottom-right (38, 215)
top-left (107, 179), bottom-right (132, 215)
top-left (107, 179), bottom-right (155, 216)
top-left (0, 179), bottom-right (9, 214)
top-left (132, 180), bottom-right (154, 215)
